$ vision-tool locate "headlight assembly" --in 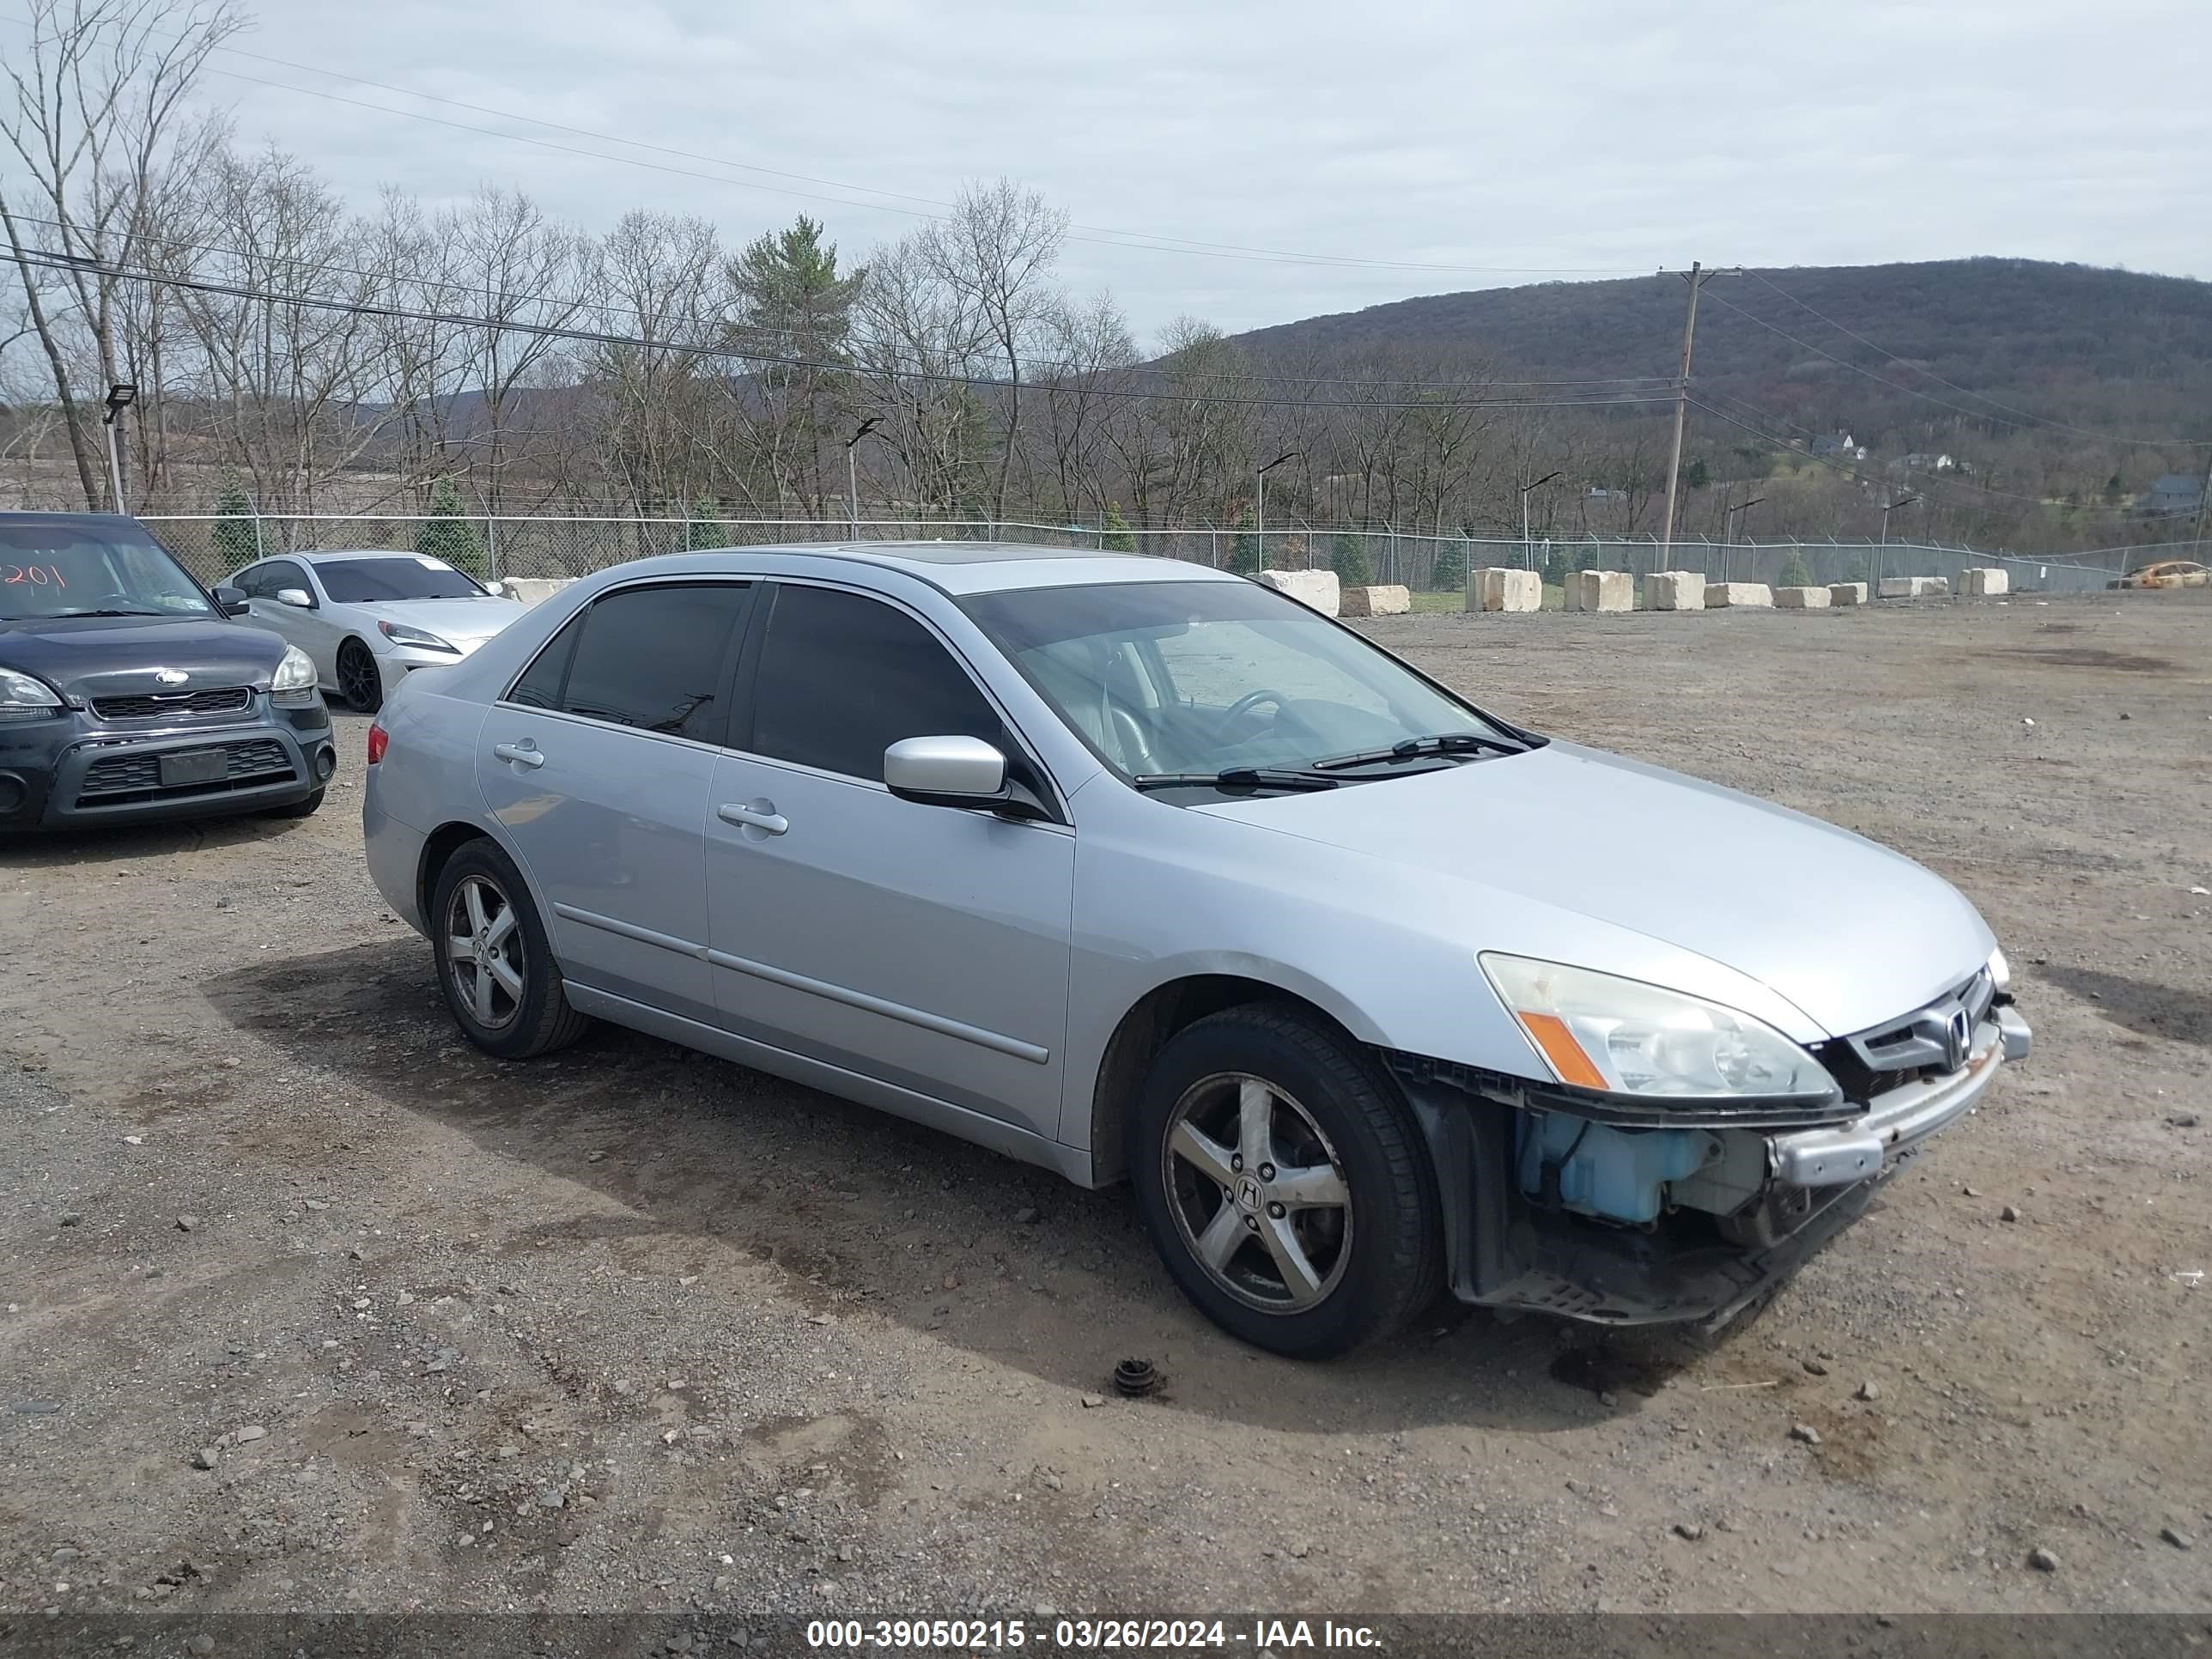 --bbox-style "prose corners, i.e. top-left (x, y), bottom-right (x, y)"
top-left (377, 620), bottom-right (458, 653)
top-left (1480, 953), bottom-right (1840, 1105)
top-left (0, 665), bottom-right (64, 721)
top-left (270, 644), bottom-right (319, 701)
